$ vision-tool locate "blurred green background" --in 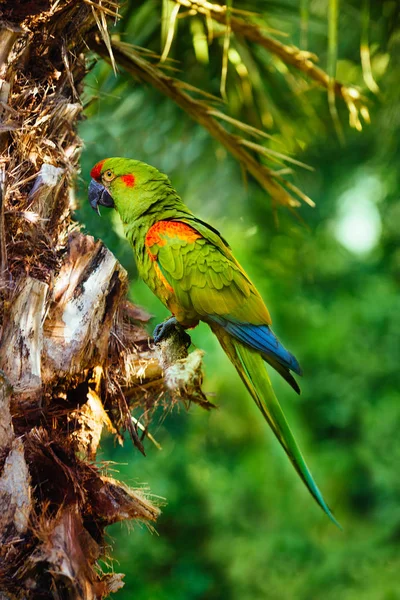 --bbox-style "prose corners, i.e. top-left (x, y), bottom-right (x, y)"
top-left (77, 1), bottom-right (400, 598)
